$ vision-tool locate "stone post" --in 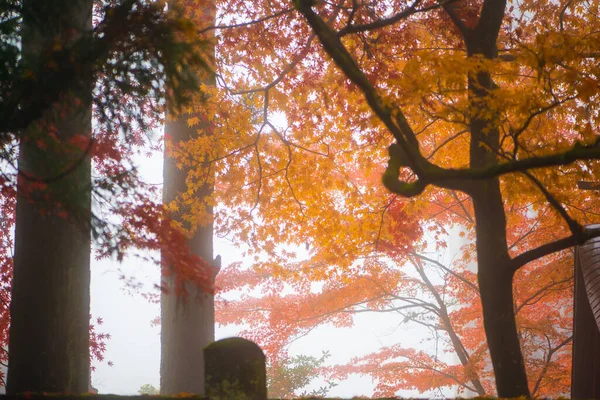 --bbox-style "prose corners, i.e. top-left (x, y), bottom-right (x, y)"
top-left (204, 337), bottom-right (267, 400)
